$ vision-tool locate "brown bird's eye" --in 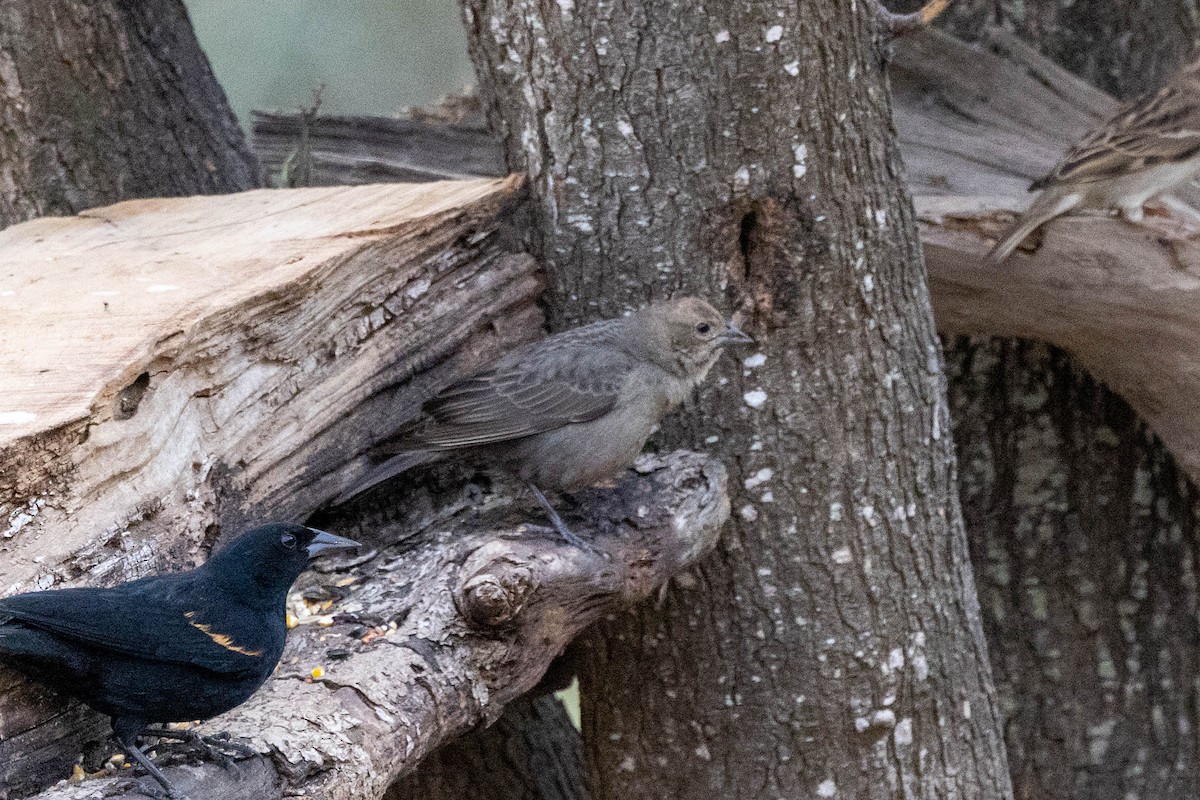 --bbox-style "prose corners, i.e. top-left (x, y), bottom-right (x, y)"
top-left (280, 533), bottom-right (297, 549)
top-left (696, 322), bottom-right (711, 334)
